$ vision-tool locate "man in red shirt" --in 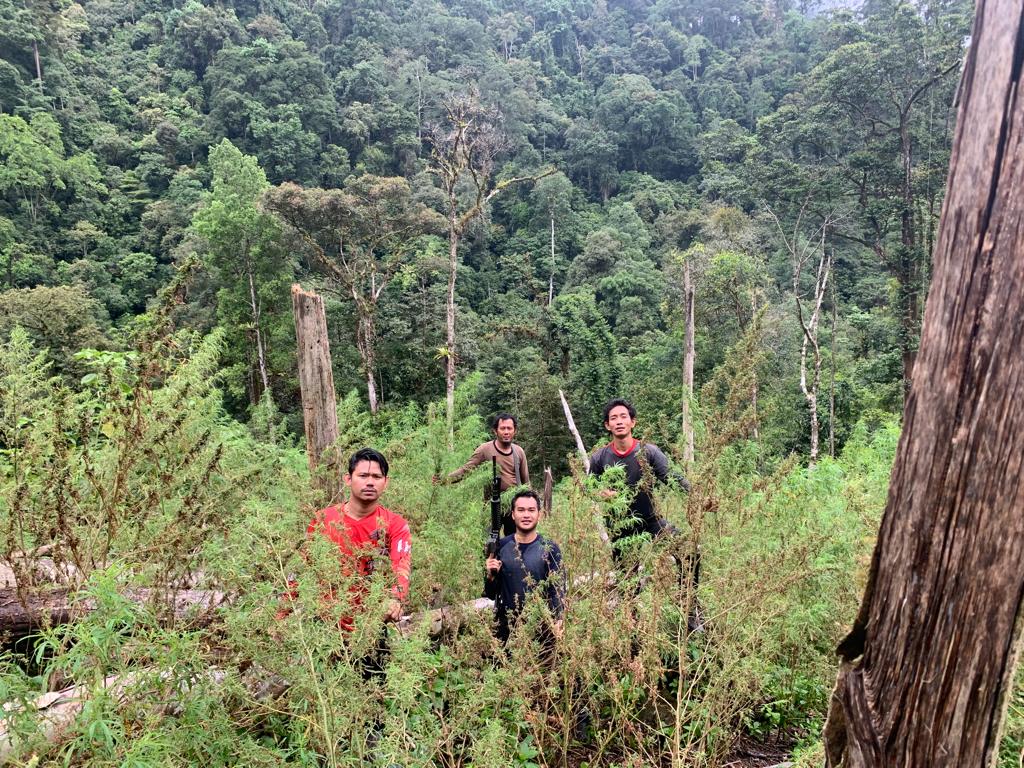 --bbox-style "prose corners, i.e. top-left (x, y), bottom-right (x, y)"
top-left (307, 448), bottom-right (411, 625)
